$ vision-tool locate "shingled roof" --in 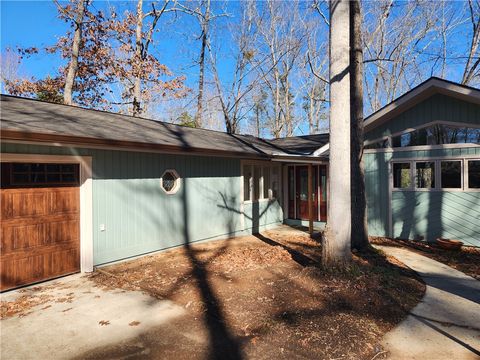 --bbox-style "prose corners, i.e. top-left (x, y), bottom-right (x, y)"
top-left (0, 95), bottom-right (328, 158)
